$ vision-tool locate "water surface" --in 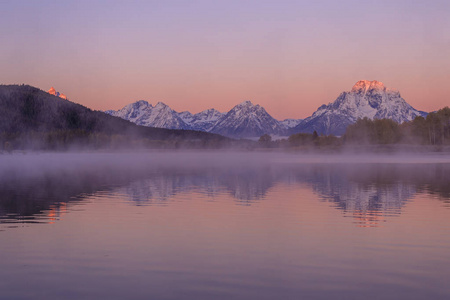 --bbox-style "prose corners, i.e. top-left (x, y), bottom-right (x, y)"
top-left (1, 152), bottom-right (449, 300)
